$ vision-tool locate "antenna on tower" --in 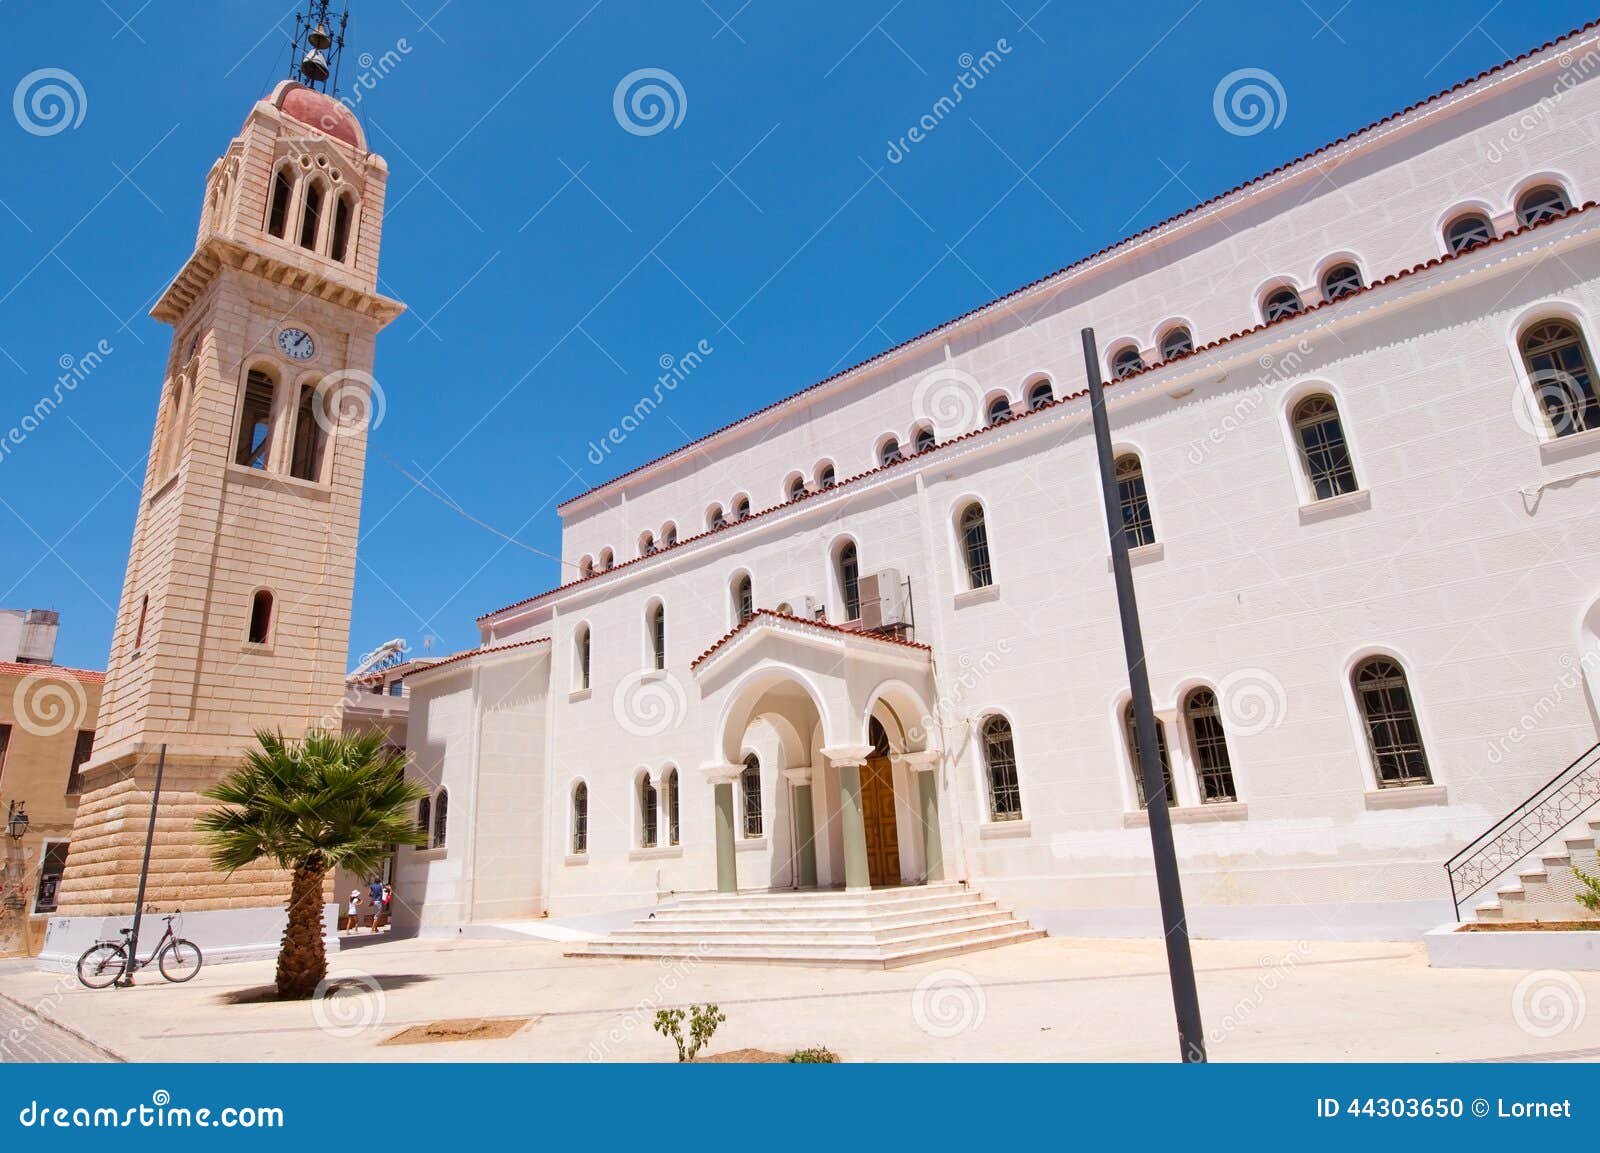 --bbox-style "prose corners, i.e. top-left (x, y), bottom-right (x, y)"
top-left (288, 1), bottom-right (351, 96)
